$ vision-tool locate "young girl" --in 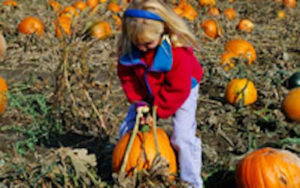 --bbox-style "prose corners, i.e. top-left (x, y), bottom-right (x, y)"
top-left (117, 0), bottom-right (204, 187)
